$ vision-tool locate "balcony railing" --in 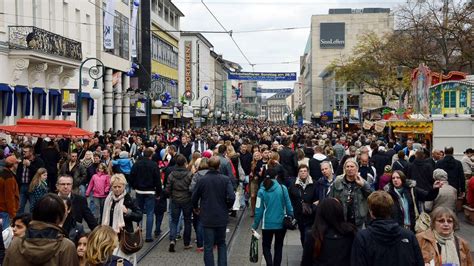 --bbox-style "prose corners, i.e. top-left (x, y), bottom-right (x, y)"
top-left (9, 26), bottom-right (82, 61)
